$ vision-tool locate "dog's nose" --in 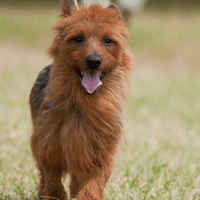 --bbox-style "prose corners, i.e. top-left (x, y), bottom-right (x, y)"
top-left (86, 54), bottom-right (102, 69)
